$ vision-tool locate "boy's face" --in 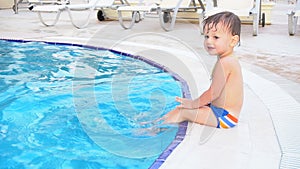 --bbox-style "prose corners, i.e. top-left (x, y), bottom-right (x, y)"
top-left (203, 22), bottom-right (239, 57)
